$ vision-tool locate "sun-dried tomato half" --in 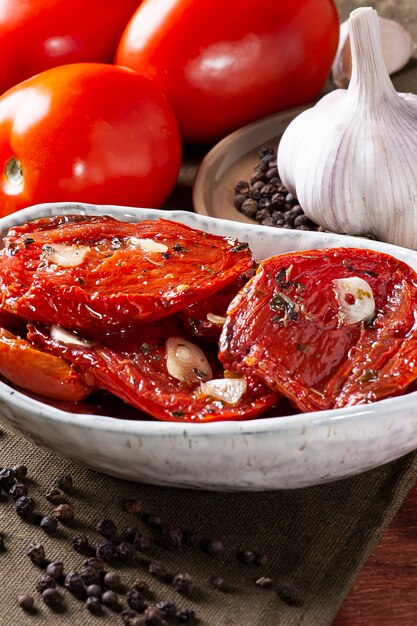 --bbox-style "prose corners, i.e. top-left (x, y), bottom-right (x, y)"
top-left (219, 247), bottom-right (417, 412)
top-left (27, 317), bottom-right (279, 422)
top-left (0, 215), bottom-right (254, 333)
top-left (0, 327), bottom-right (92, 402)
